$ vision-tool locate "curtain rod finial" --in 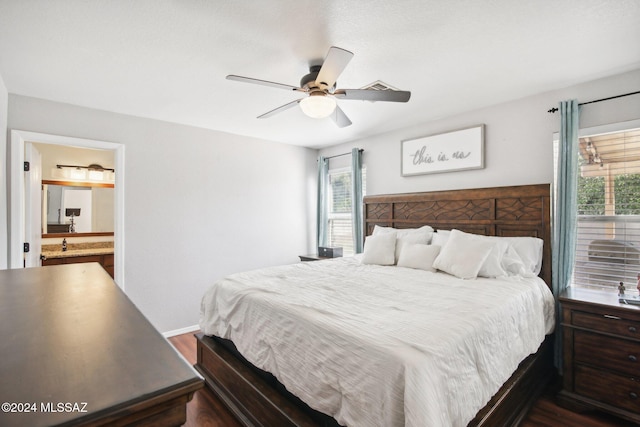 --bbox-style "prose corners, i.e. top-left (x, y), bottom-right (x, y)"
top-left (548, 107), bottom-right (559, 113)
